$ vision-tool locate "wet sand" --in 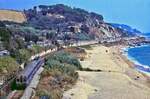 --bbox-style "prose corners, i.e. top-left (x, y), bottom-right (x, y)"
top-left (63, 45), bottom-right (150, 99)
